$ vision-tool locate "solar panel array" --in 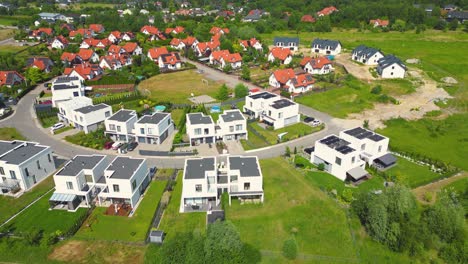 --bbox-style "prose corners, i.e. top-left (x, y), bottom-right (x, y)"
top-left (344, 127), bottom-right (385, 142)
top-left (271, 99), bottom-right (294, 109)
